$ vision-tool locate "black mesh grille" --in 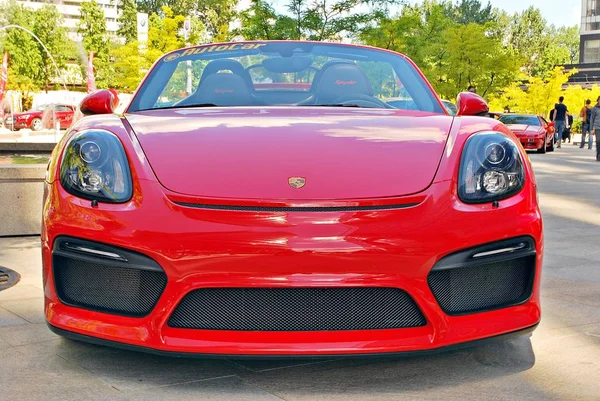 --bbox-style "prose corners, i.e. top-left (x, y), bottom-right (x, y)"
top-left (428, 256), bottom-right (535, 315)
top-left (53, 255), bottom-right (167, 317)
top-left (168, 288), bottom-right (426, 331)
